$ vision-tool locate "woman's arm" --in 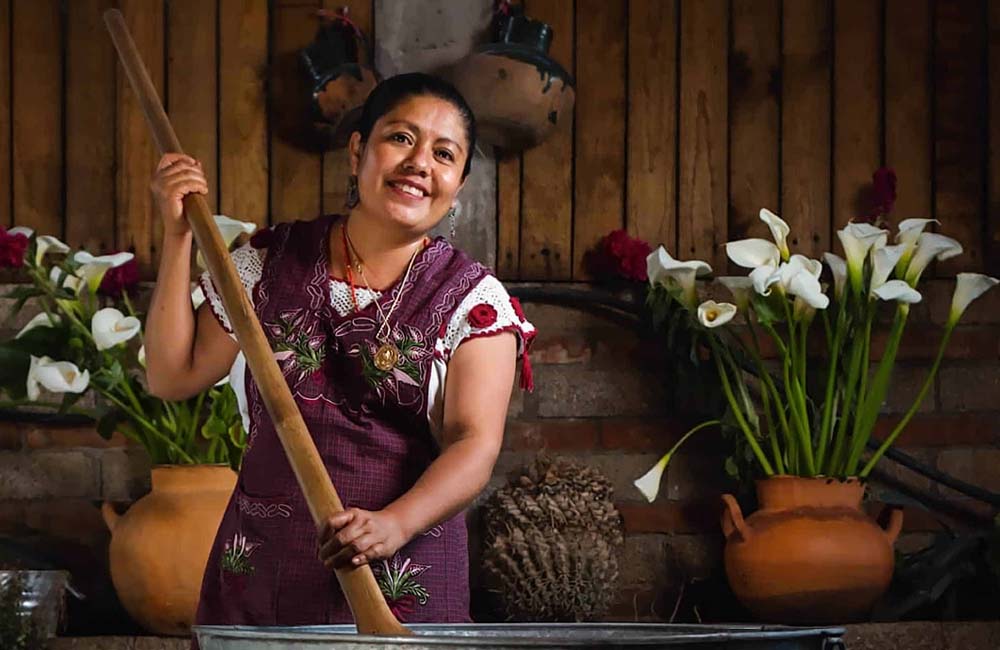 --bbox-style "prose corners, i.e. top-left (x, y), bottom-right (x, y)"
top-left (318, 332), bottom-right (516, 568)
top-left (144, 154), bottom-right (238, 399)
